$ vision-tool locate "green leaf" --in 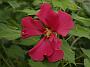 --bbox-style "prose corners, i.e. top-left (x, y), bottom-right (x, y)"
top-left (20, 9), bottom-right (37, 15)
top-left (28, 57), bottom-right (60, 67)
top-left (0, 1), bottom-right (2, 4)
top-left (52, 0), bottom-right (78, 10)
top-left (0, 9), bottom-right (10, 20)
top-left (84, 59), bottom-right (90, 67)
top-left (81, 48), bottom-right (90, 67)
top-left (8, 1), bottom-right (20, 9)
top-left (20, 36), bottom-right (40, 46)
top-left (33, 0), bottom-right (44, 6)
top-left (28, 59), bottom-right (46, 67)
top-left (70, 24), bottom-right (90, 39)
top-left (0, 23), bottom-right (20, 40)
top-left (43, 60), bottom-right (60, 67)
top-left (62, 39), bottom-right (75, 63)
top-left (6, 45), bottom-right (25, 59)
top-left (73, 14), bottom-right (90, 27)
top-left (81, 48), bottom-right (90, 58)
top-left (82, 0), bottom-right (90, 16)
top-left (75, 0), bottom-right (84, 3)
